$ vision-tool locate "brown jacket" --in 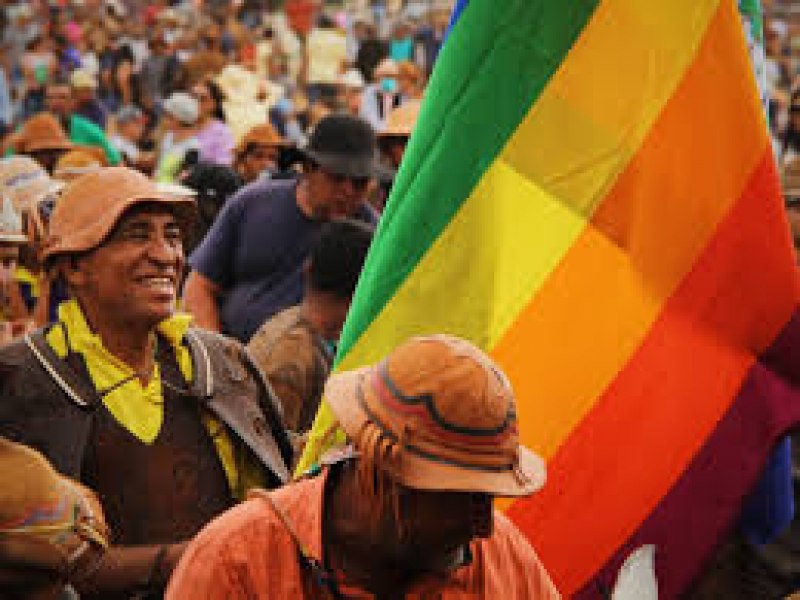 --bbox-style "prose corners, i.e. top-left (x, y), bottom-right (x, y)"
top-left (0, 327), bottom-right (293, 488)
